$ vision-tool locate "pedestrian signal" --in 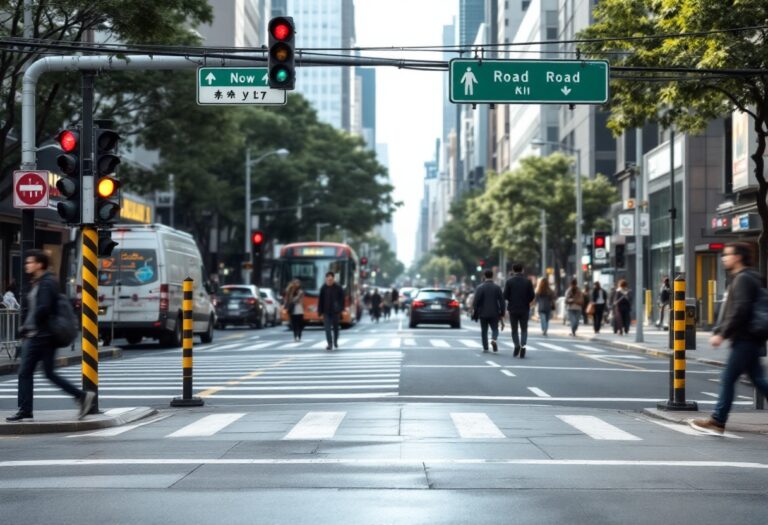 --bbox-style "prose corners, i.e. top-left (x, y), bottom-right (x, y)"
top-left (268, 17), bottom-right (295, 90)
